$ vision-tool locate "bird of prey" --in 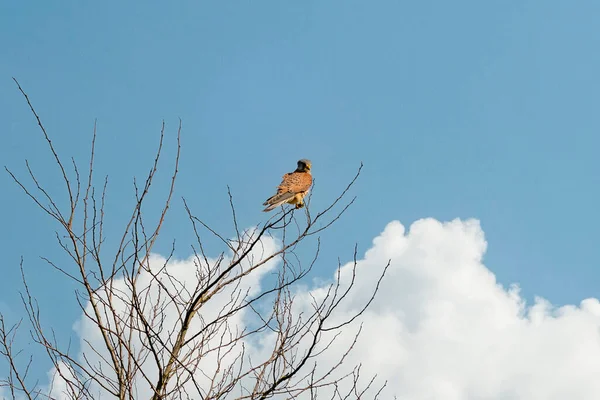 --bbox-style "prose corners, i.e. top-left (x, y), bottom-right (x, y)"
top-left (263, 159), bottom-right (313, 212)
